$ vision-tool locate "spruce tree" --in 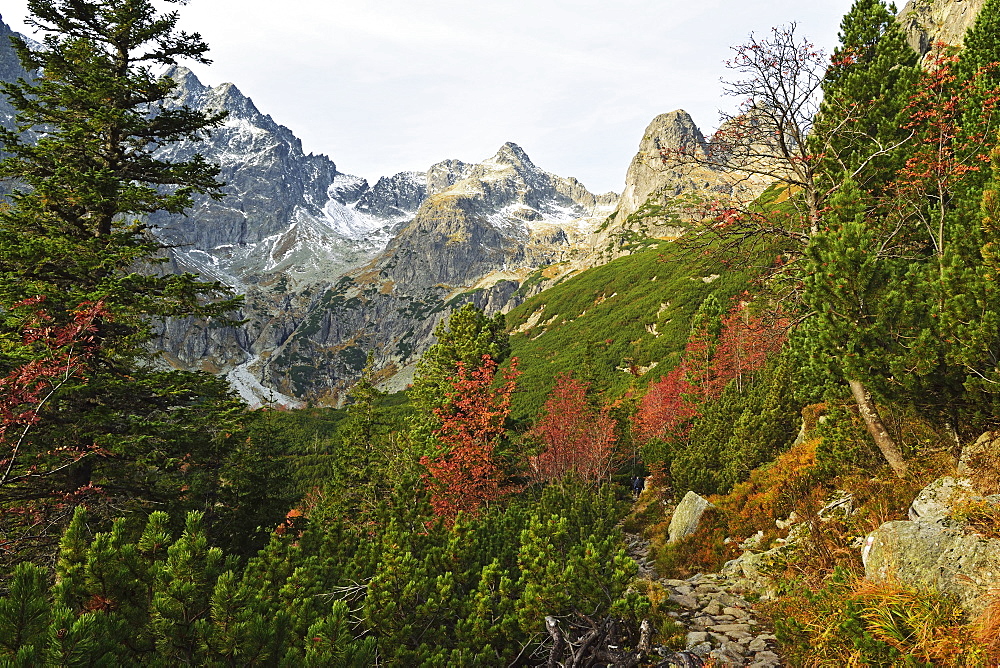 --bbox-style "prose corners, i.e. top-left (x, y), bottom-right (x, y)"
top-left (0, 0), bottom-right (244, 544)
top-left (0, 0), bottom-right (234, 319)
